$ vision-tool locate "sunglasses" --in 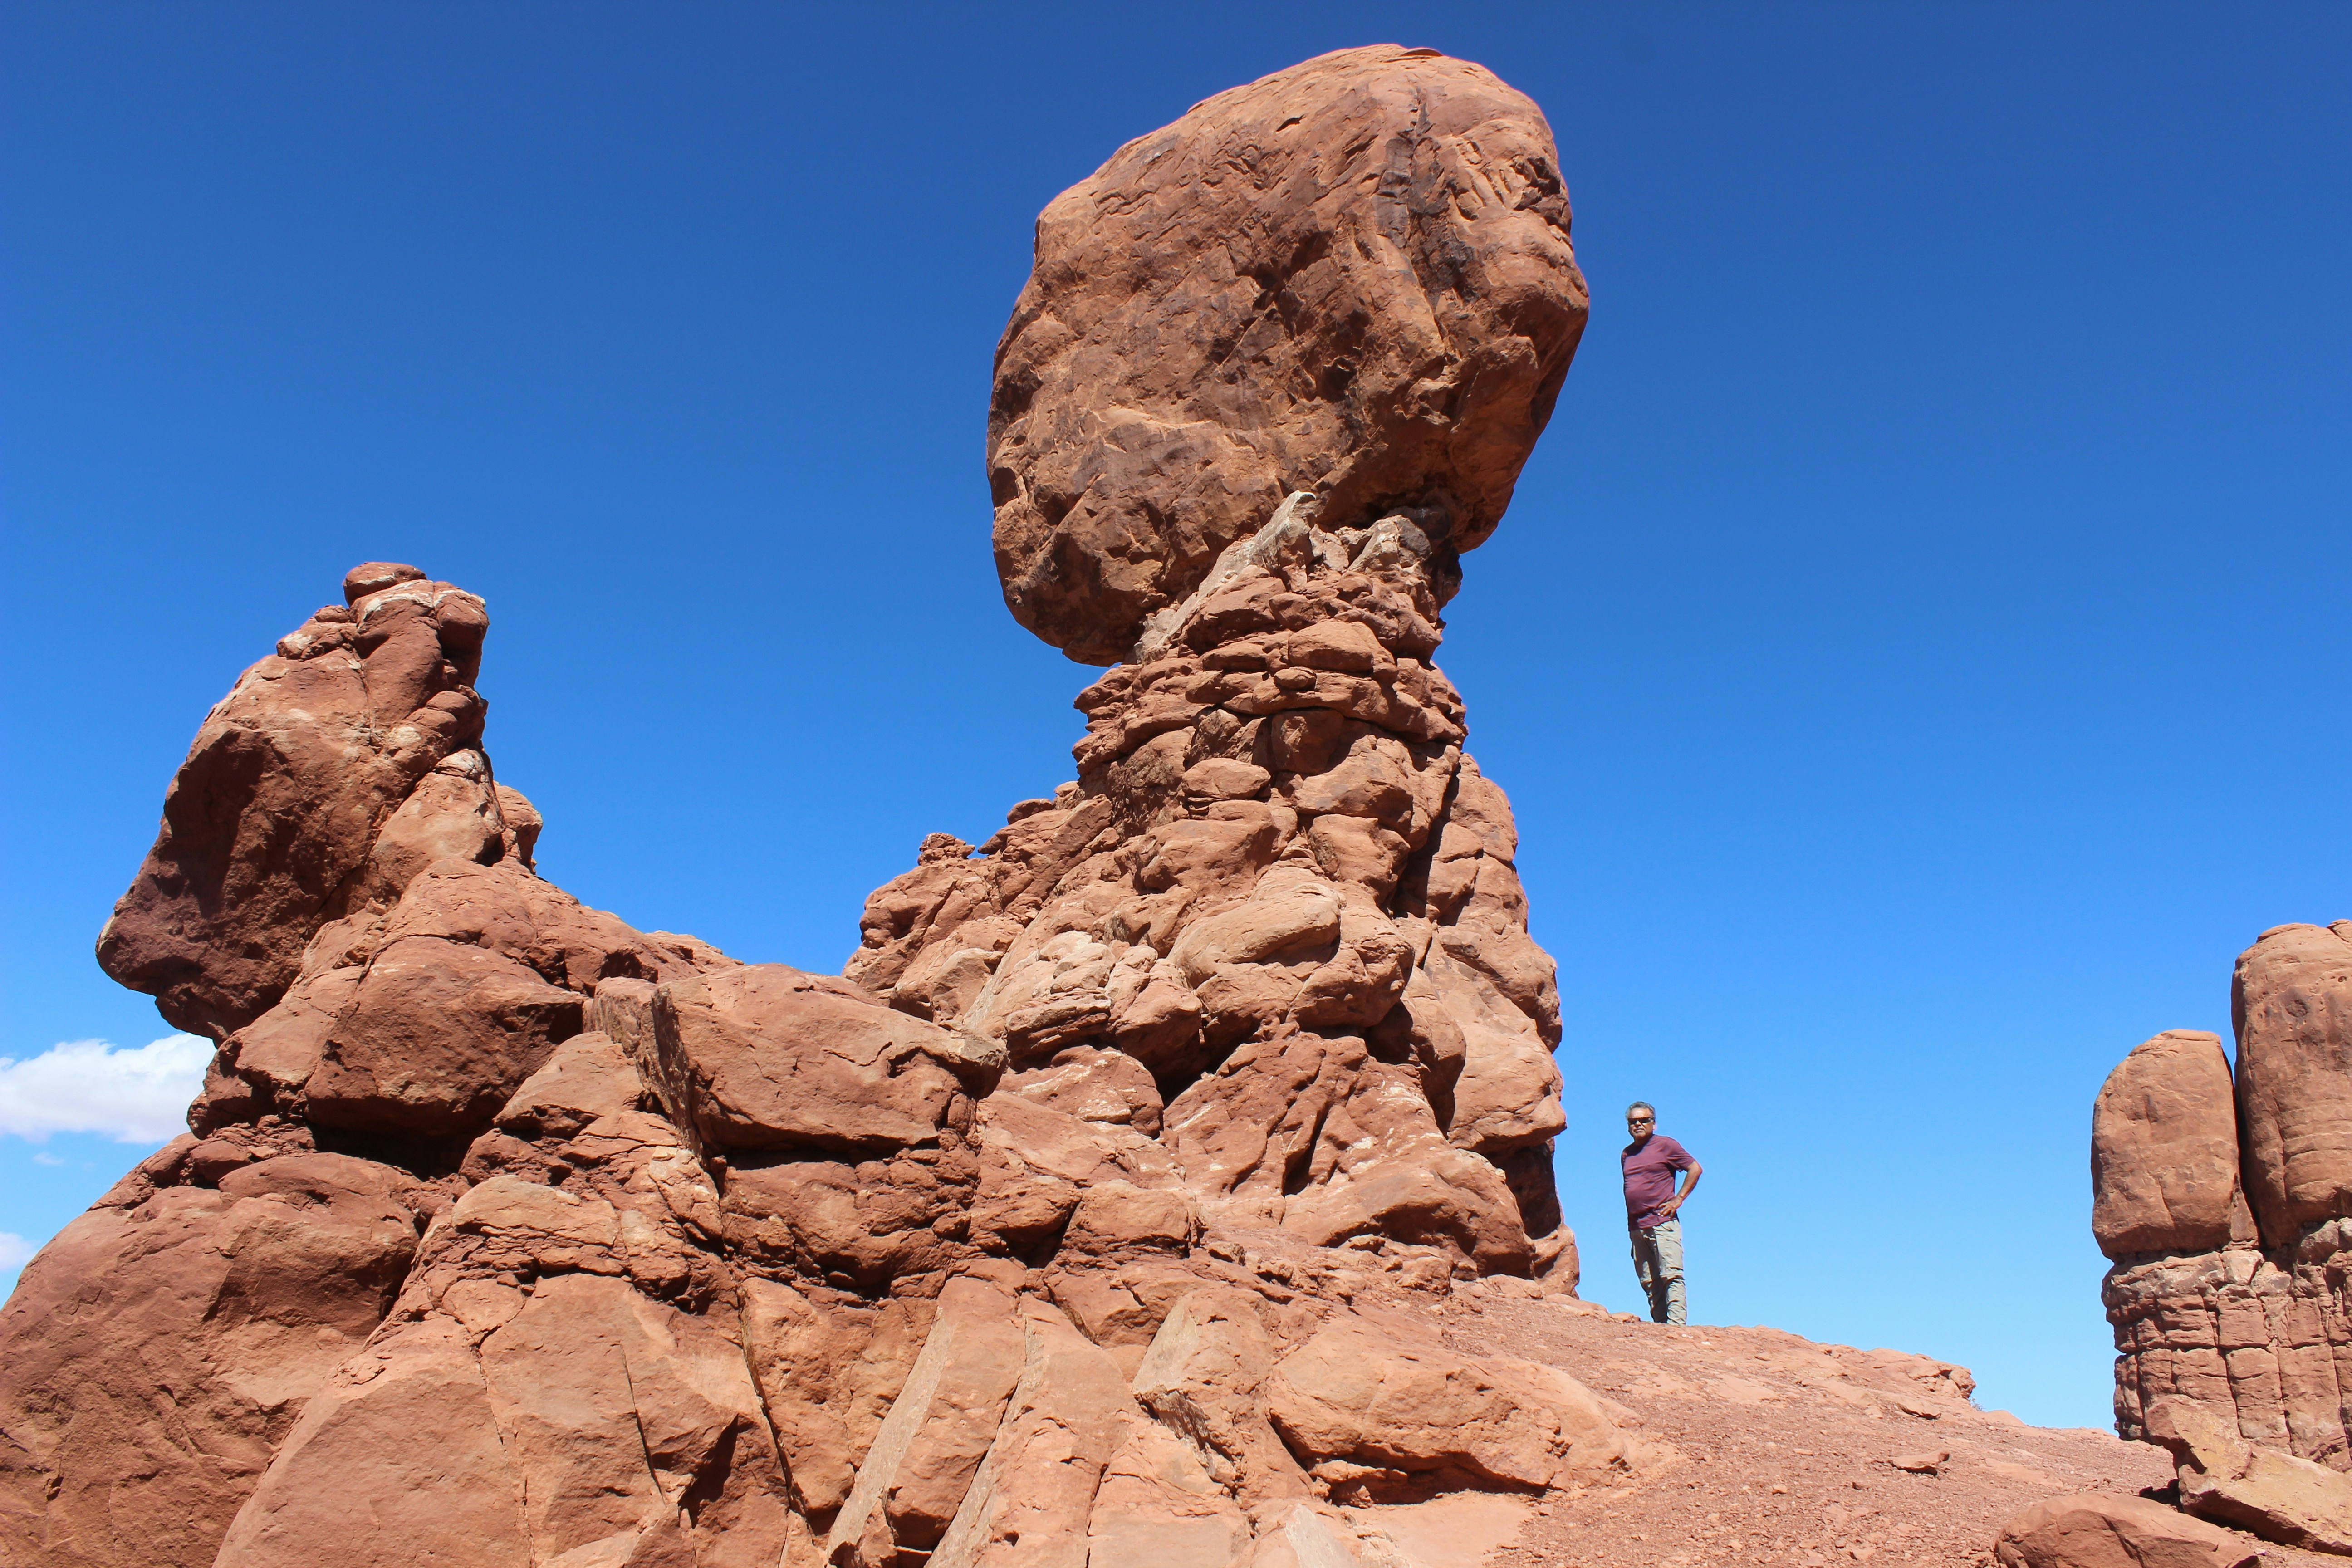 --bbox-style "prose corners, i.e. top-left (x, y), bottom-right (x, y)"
top-left (1627, 1117), bottom-right (1654, 1125)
